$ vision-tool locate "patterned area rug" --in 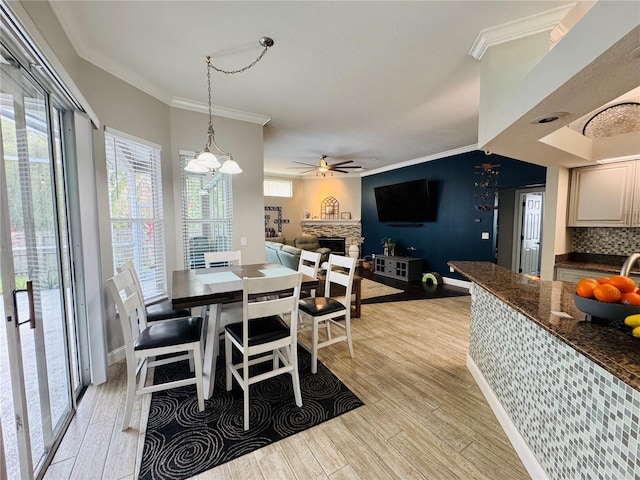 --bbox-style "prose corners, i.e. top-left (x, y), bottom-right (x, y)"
top-left (139, 344), bottom-right (363, 480)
